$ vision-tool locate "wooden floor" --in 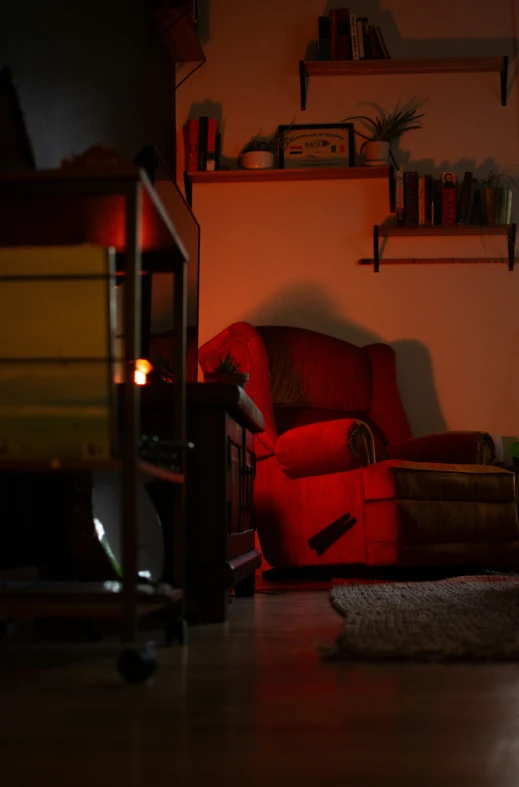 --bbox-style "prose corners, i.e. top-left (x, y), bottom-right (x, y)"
top-left (2, 590), bottom-right (519, 786)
